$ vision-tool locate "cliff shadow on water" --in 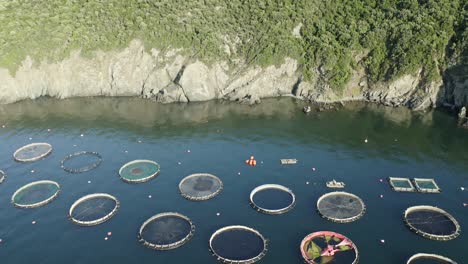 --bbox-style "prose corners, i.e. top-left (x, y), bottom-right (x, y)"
top-left (0, 97), bottom-right (467, 168)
